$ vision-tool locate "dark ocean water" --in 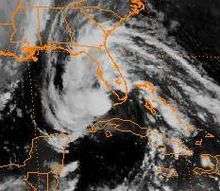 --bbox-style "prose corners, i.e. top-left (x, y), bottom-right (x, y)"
top-left (149, 0), bottom-right (220, 84)
top-left (0, 0), bottom-right (220, 190)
